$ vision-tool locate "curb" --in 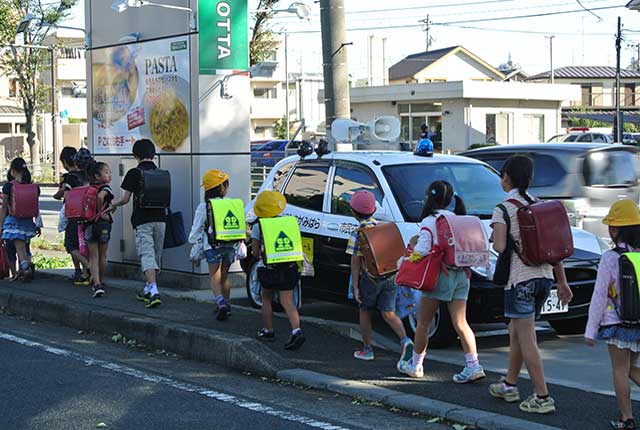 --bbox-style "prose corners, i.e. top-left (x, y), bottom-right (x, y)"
top-left (0, 288), bottom-right (287, 377)
top-left (277, 369), bottom-right (563, 430)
